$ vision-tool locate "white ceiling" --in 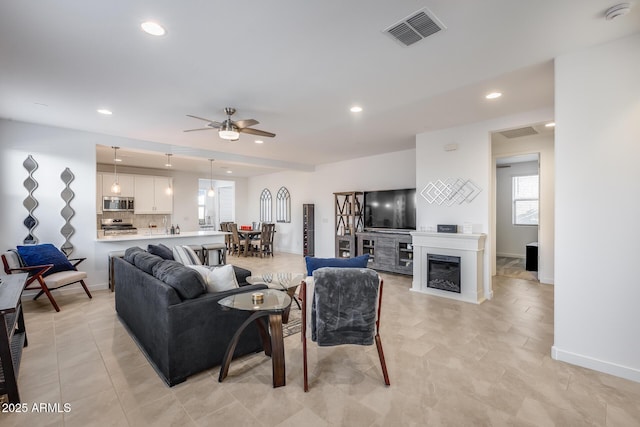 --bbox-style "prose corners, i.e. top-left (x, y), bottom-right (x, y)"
top-left (1, 1), bottom-right (639, 176)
